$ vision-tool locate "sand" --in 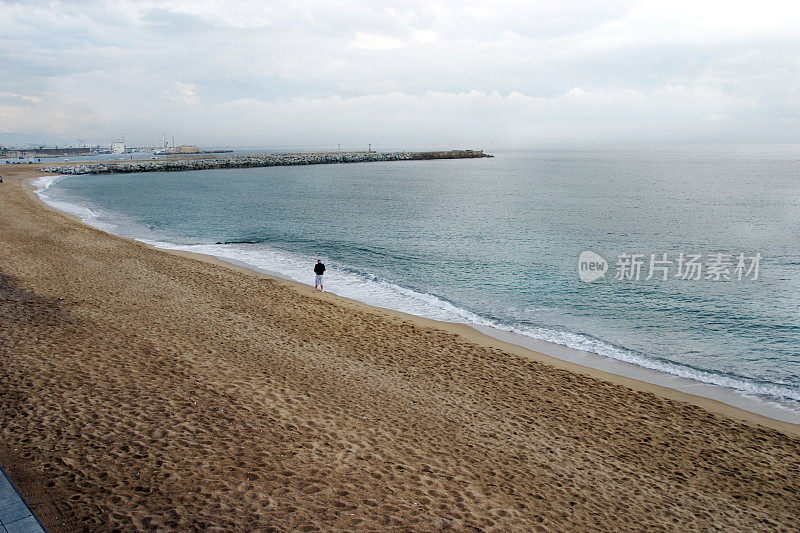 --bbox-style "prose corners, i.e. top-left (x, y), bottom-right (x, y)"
top-left (1, 164), bottom-right (799, 531)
